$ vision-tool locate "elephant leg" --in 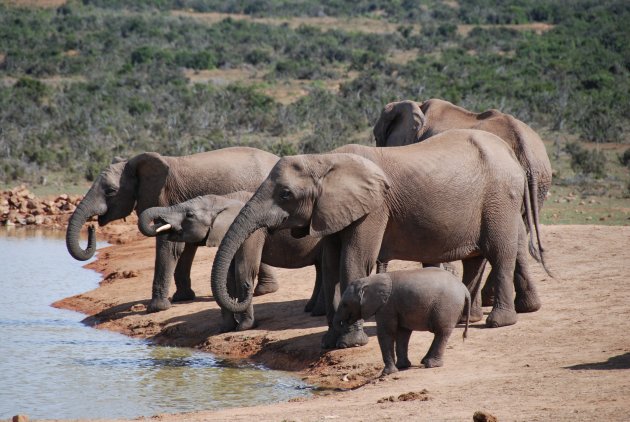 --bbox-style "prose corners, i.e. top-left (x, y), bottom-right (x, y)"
top-left (460, 256), bottom-right (487, 323)
top-left (335, 217), bottom-right (385, 349)
top-left (480, 268), bottom-right (495, 307)
top-left (395, 327), bottom-right (412, 370)
top-left (321, 236), bottom-right (342, 349)
top-left (305, 261), bottom-right (326, 316)
top-left (377, 322), bottom-right (398, 376)
top-left (148, 237), bottom-right (184, 313)
top-left (219, 262), bottom-right (239, 333)
top-left (421, 328), bottom-right (452, 368)
top-left (514, 223), bottom-right (542, 313)
top-left (172, 242), bottom-right (198, 302)
top-left (254, 263), bottom-right (279, 296)
top-left (484, 220), bottom-right (519, 328)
